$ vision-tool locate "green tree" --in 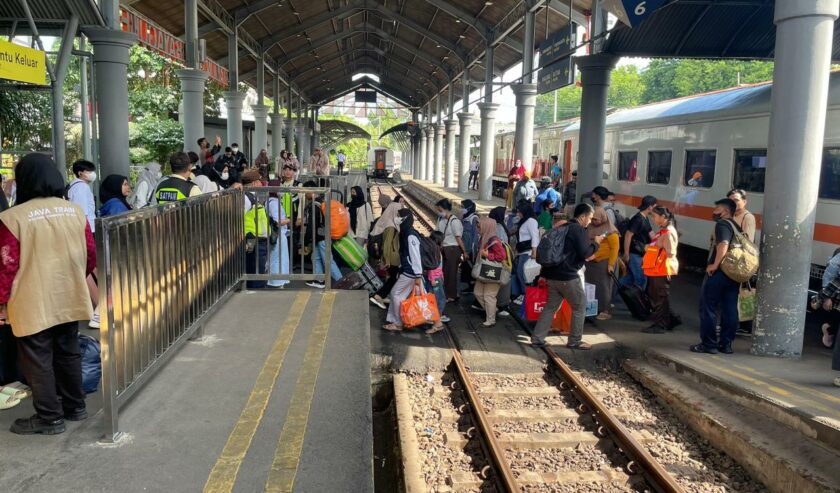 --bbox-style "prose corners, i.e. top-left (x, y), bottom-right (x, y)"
top-left (641, 59), bottom-right (774, 103)
top-left (639, 59), bottom-right (680, 104)
top-left (608, 65), bottom-right (644, 108)
top-left (130, 117), bottom-right (184, 167)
